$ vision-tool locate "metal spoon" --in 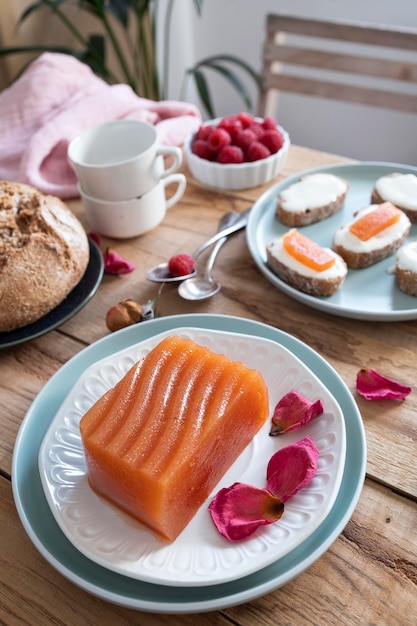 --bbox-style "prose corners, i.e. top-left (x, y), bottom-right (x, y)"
top-left (178, 235), bottom-right (227, 300)
top-left (146, 208), bottom-right (251, 283)
top-left (178, 210), bottom-right (246, 301)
